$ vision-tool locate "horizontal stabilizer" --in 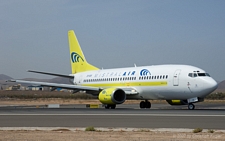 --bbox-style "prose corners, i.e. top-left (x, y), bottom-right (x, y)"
top-left (28, 70), bottom-right (74, 79)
